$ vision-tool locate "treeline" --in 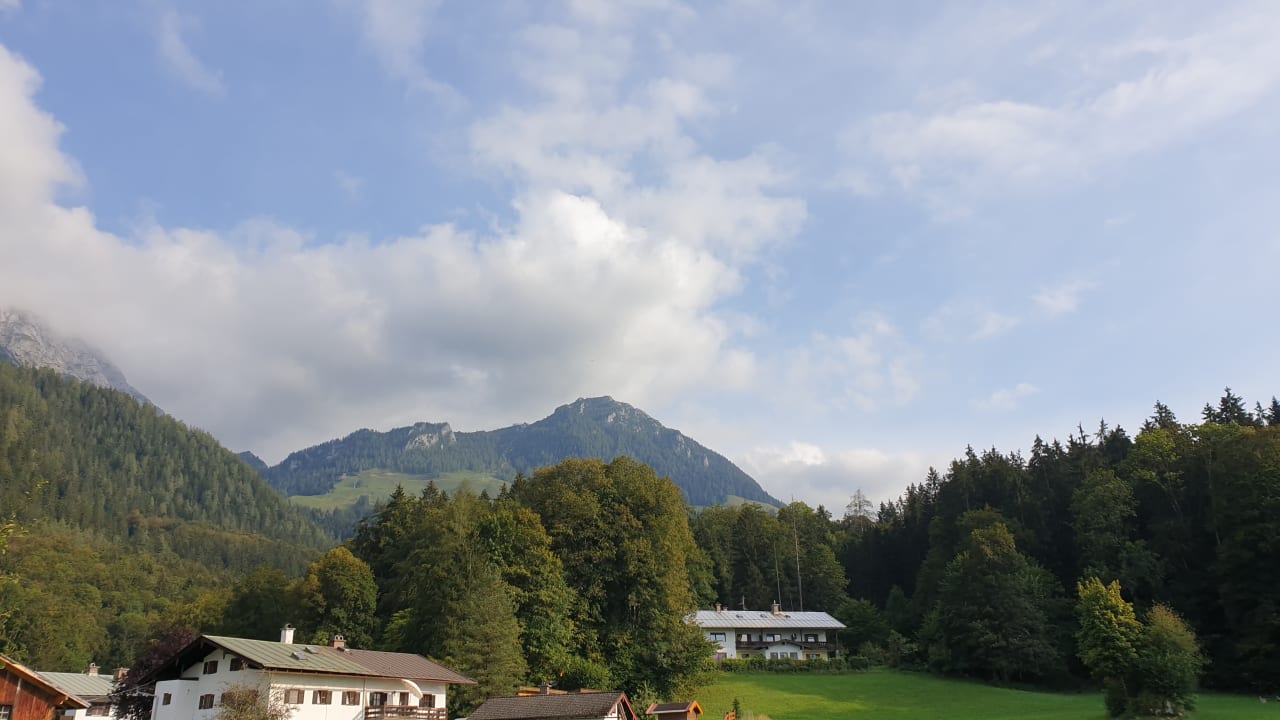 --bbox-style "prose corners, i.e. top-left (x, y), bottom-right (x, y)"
top-left (142, 458), bottom-right (715, 717)
top-left (838, 389), bottom-right (1280, 693)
